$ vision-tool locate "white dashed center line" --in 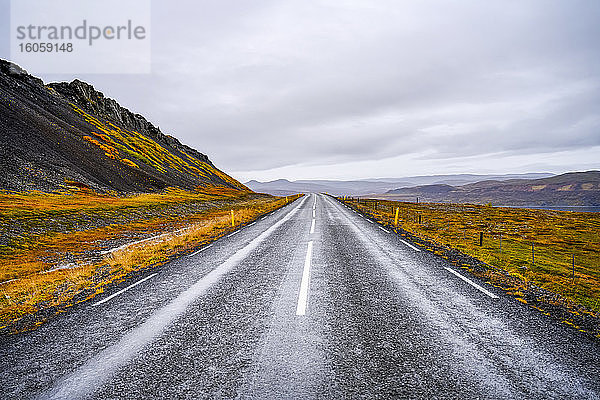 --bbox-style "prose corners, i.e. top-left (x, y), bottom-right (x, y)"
top-left (310, 219), bottom-right (315, 234)
top-left (296, 241), bottom-right (314, 316)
